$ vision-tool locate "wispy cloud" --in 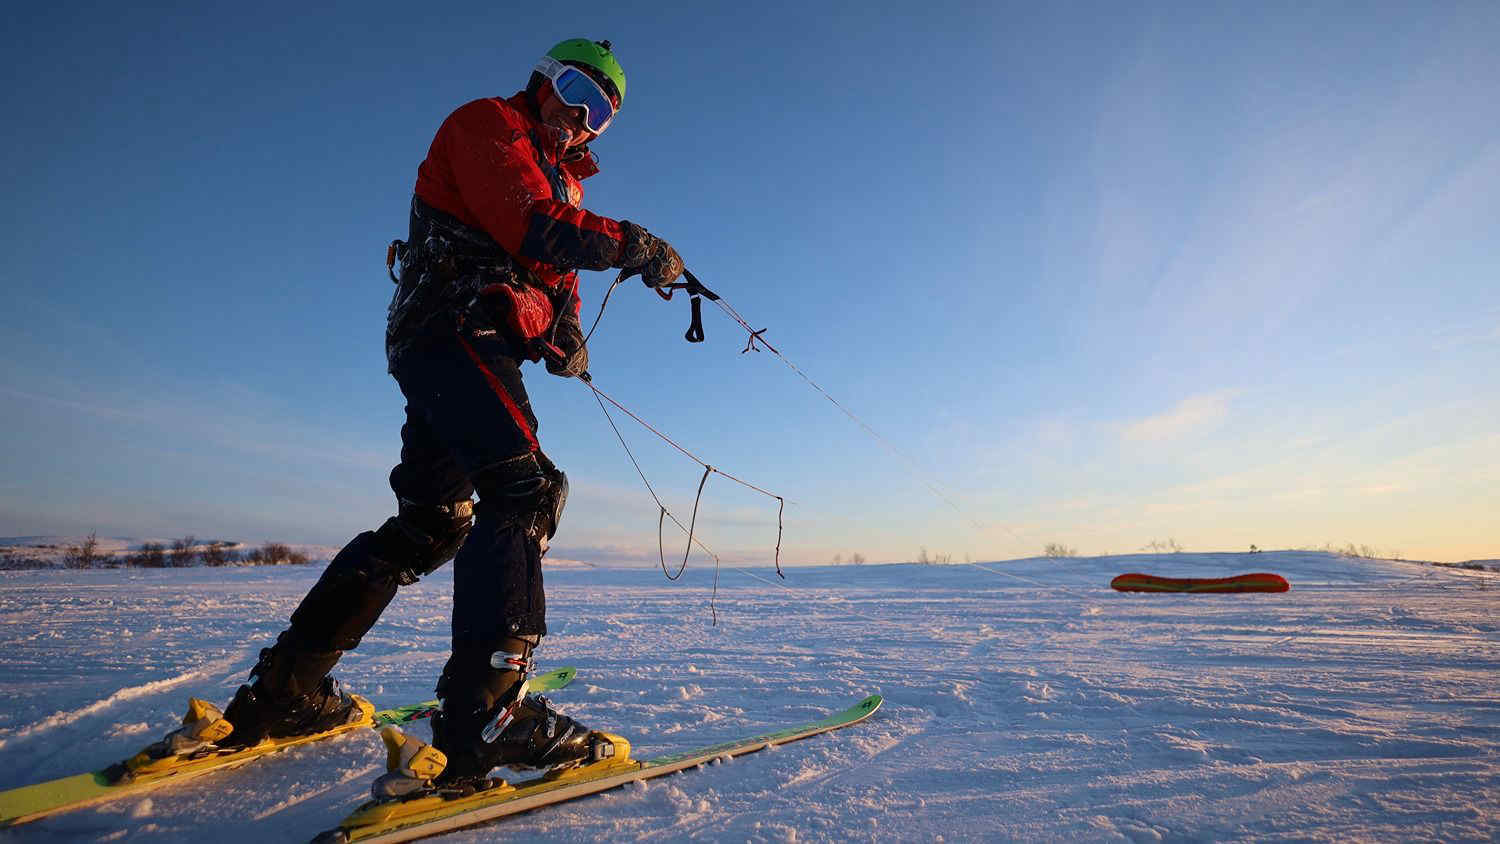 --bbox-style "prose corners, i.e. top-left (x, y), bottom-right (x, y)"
top-left (1122, 390), bottom-right (1238, 443)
